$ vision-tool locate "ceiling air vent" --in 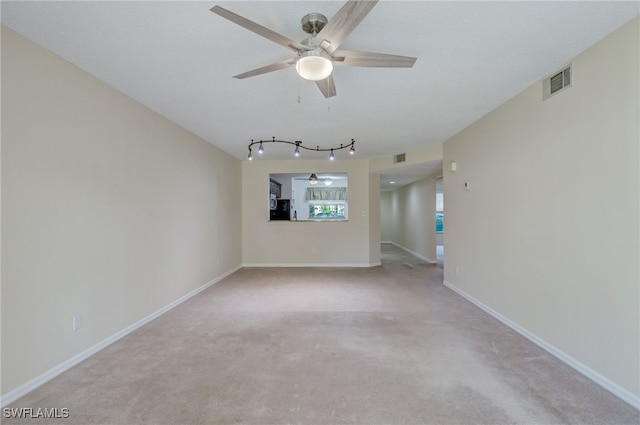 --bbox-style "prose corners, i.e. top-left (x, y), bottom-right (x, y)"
top-left (543, 64), bottom-right (572, 99)
top-left (394, 153), bottom-right (406, 164)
